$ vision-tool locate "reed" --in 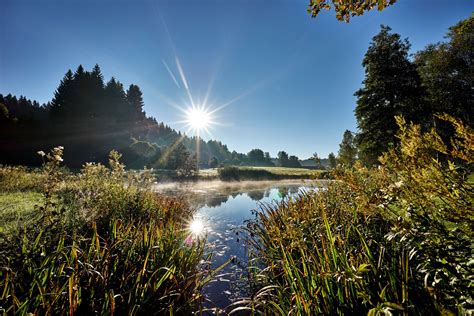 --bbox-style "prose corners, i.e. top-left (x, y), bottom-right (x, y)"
top-left (1, 149), bottom-right (210, 314)
top-left (238, 115), bottom-right (473, 315)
